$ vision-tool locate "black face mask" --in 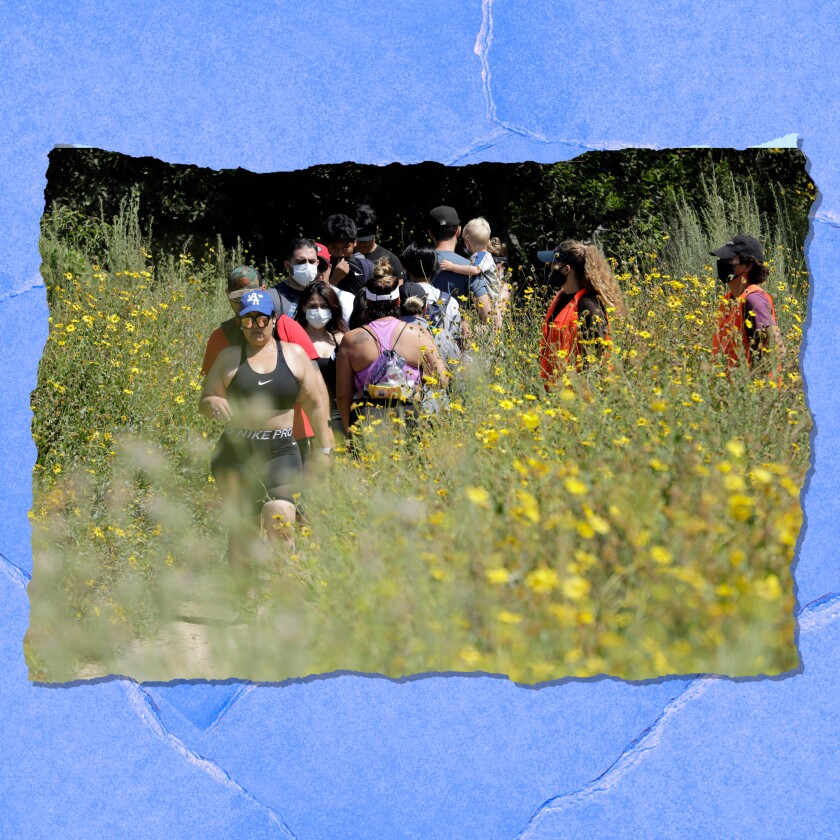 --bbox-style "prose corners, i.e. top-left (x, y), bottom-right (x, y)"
top-left (548, 265), bottom-right (570, 287)
top-left (716, 259), bottom-right (738, 283)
